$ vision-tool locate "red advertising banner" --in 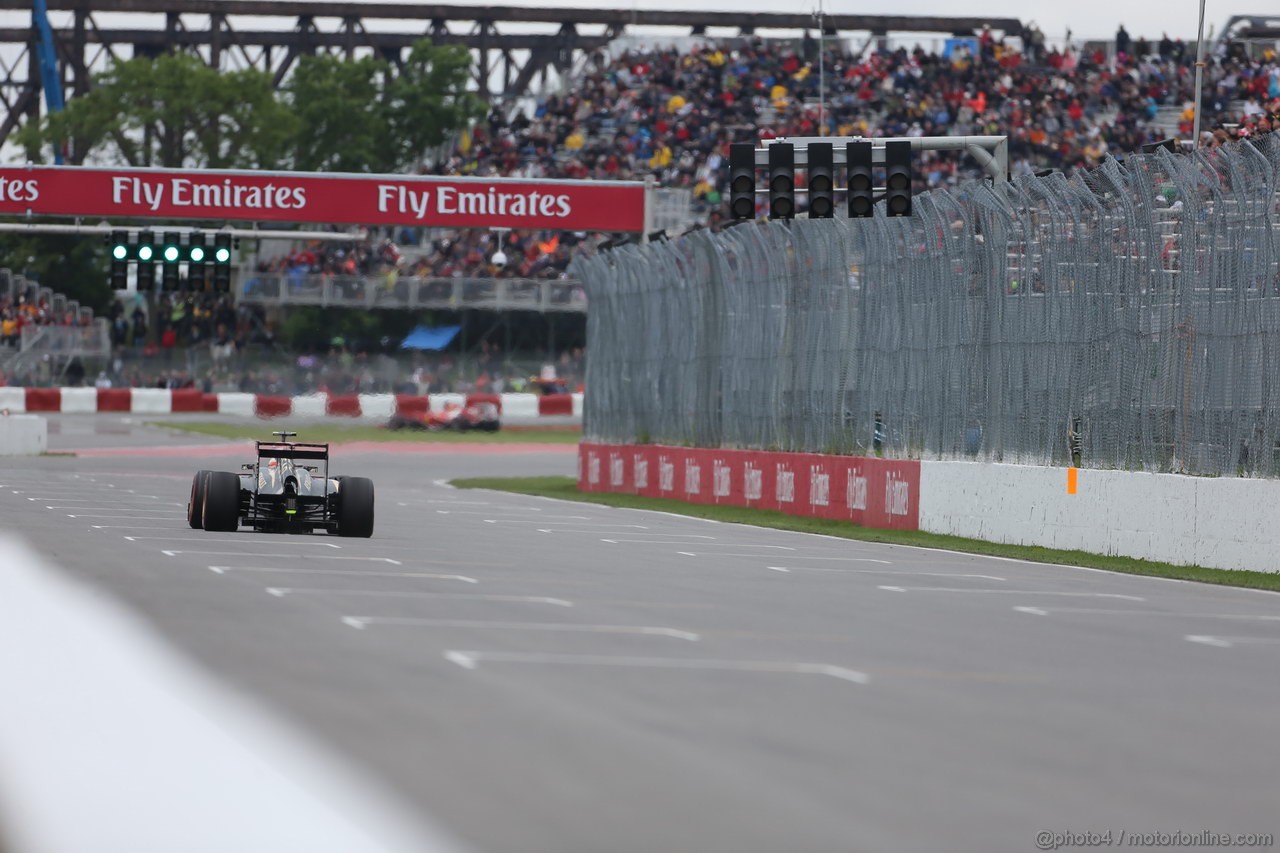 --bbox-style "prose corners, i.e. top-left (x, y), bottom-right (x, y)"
top-left (579, 443), bottom-right (920, 531)
top-left (0, 166), bottom-right (648, 232)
